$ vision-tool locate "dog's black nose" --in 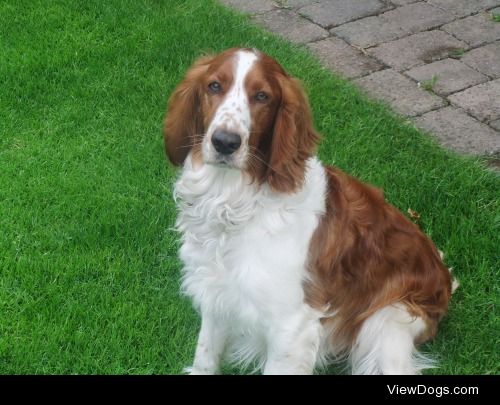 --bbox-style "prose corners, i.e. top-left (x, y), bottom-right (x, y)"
top-left (211, 130), bottom-right (242, 155)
